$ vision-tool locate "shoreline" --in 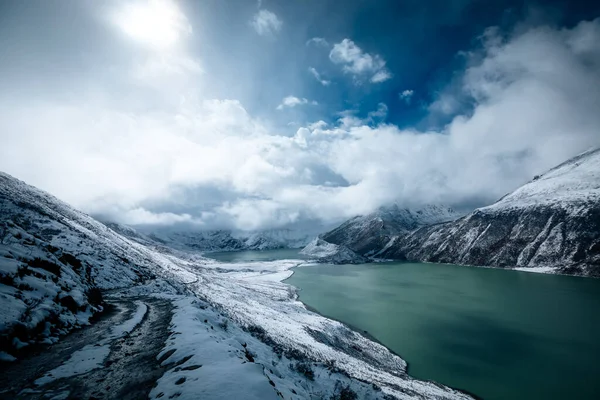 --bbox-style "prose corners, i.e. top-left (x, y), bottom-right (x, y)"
top-left (282, 264), bottom-right (482, 400)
